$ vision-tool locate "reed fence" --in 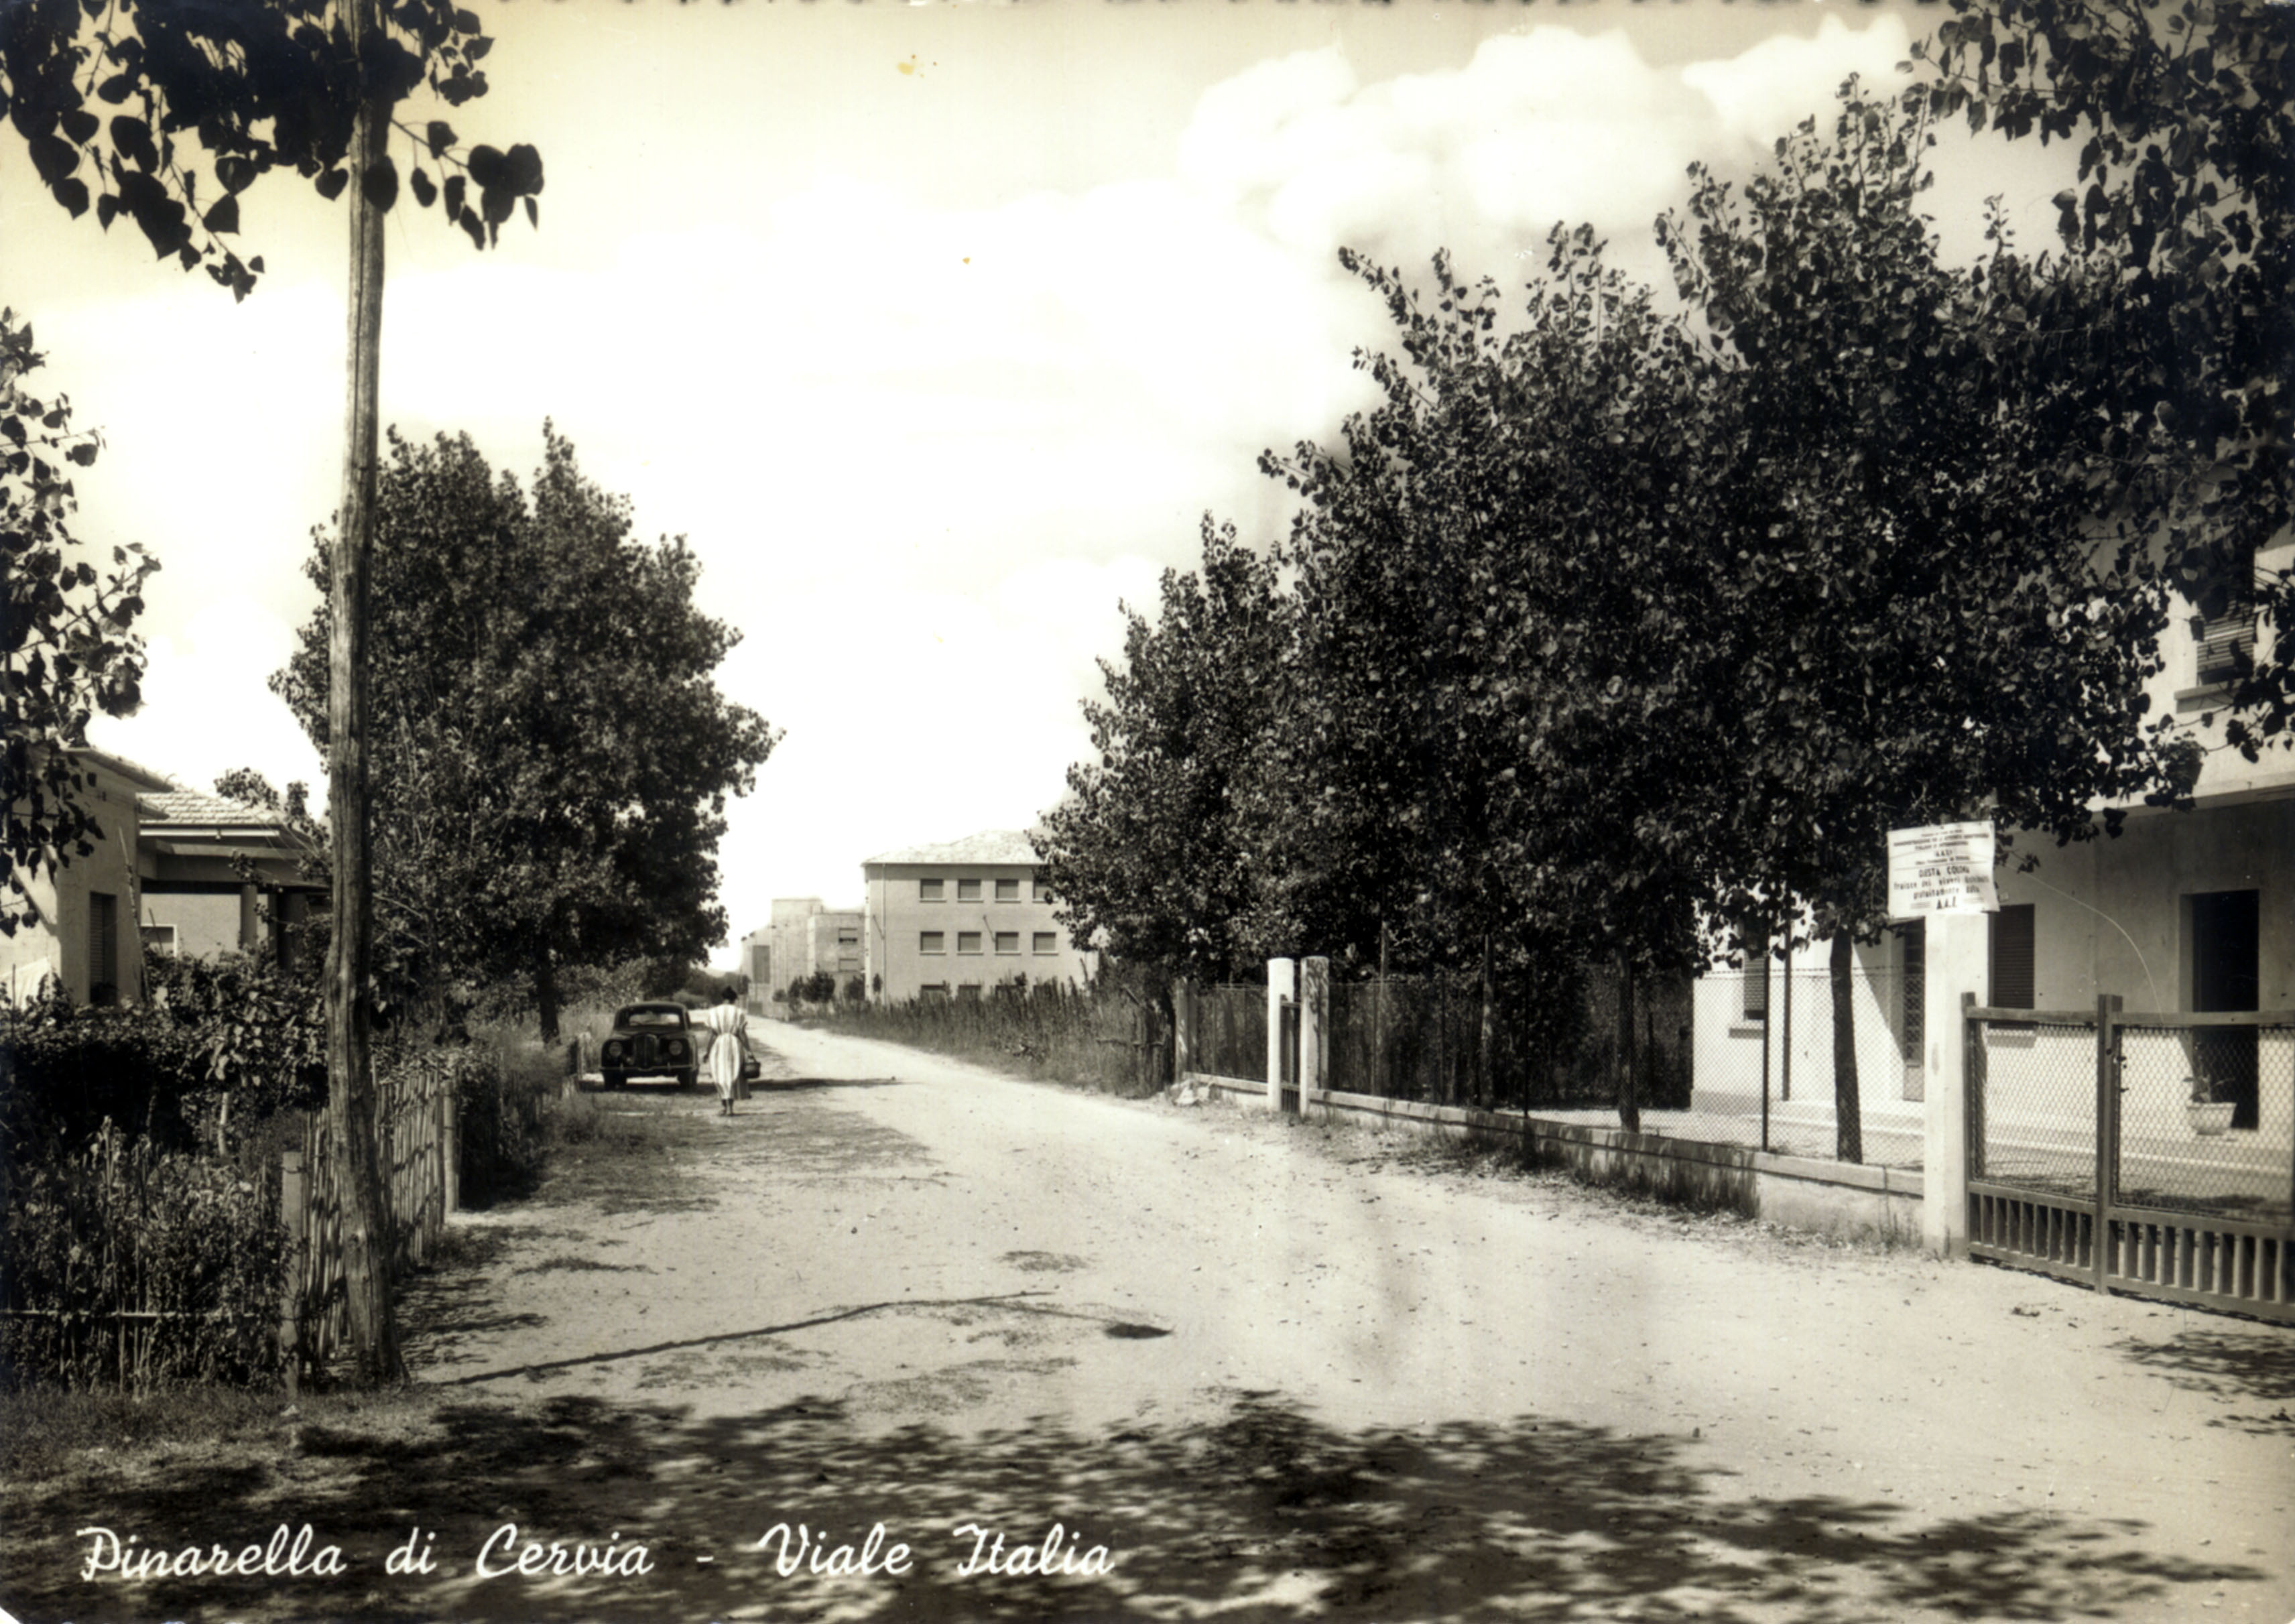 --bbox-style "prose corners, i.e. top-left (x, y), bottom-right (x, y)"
top-left (279, 1050), bottom-right (467, 1391)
